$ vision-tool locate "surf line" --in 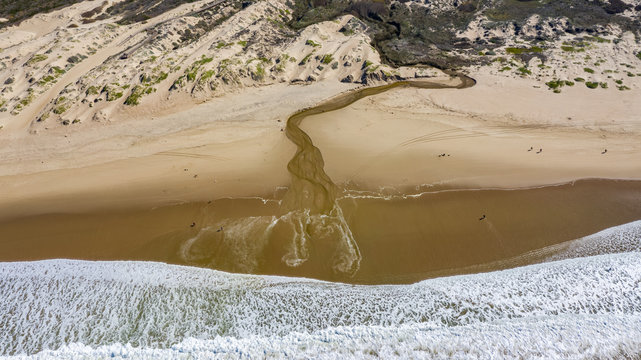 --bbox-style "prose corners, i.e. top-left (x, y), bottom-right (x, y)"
top-left (279, 74), bottom-right (476, 276)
